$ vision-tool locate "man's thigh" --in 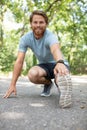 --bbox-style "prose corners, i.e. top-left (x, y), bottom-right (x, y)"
top-left (37, 63), bottom-right (56, 79)
top-left (29, 65), bottom-right (47, 77)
